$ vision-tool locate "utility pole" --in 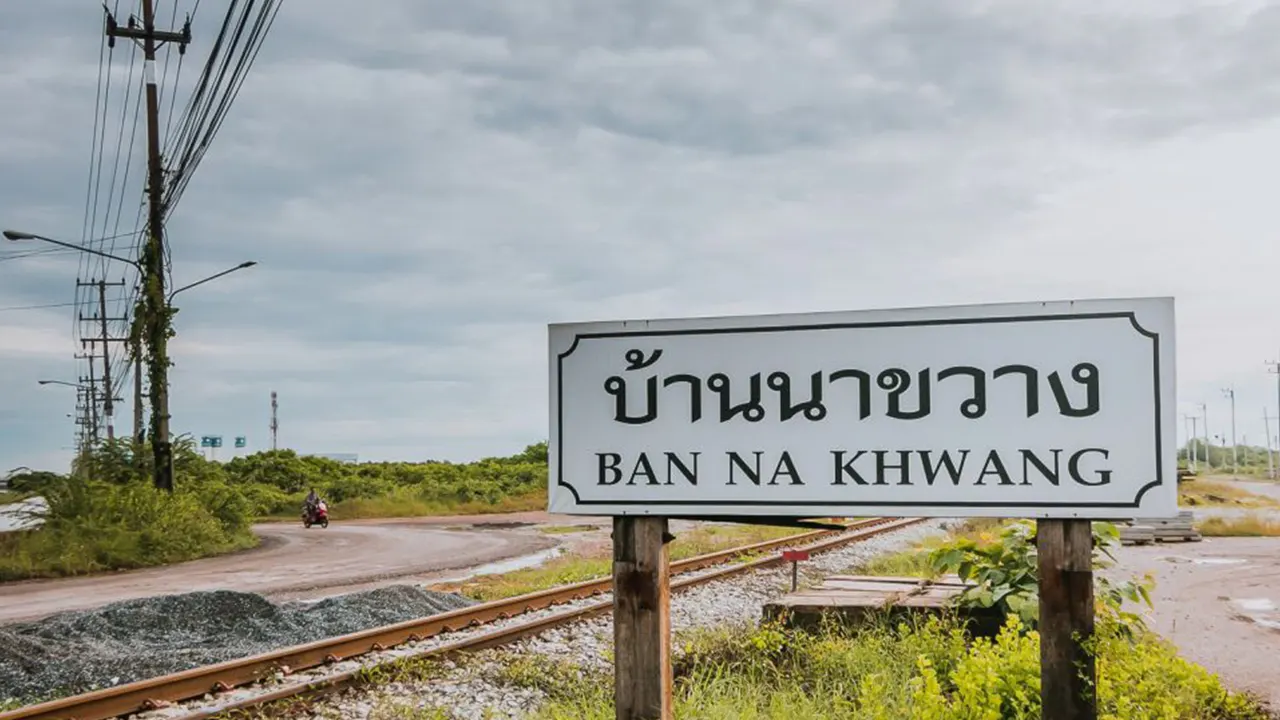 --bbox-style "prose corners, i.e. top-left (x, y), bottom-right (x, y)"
top-left (270, 391), bottom-right (278, 450)
top-left (1264, 409), bottom-right (1275, 480)
top-left (1268, 358), bottom-right (1280, 477)
top-left (1222, 387), bottom-right (1238, 476)
top-left (1200, 402), bottom-right (1211, 469)
top-left (1183, 414), bottom-right (1199, 471)
top-left (78, 279), bottom-right (127, 442)
top-left (106, 3), bottom-right (190, 491)
top-left (77, 356), bottom-right (100, 446)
